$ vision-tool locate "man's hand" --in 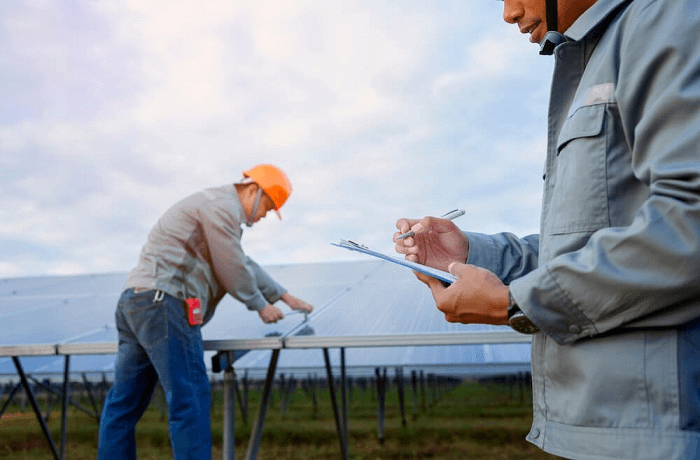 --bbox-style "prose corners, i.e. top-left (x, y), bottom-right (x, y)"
top-left (281, 293), bottom-right (314, 313)
top-left (258, 304), bottom-right (284, 323)
top-left (418, 262), bottom-right (509, 325)
top-left (394, 216), bottom-right (469, 272)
